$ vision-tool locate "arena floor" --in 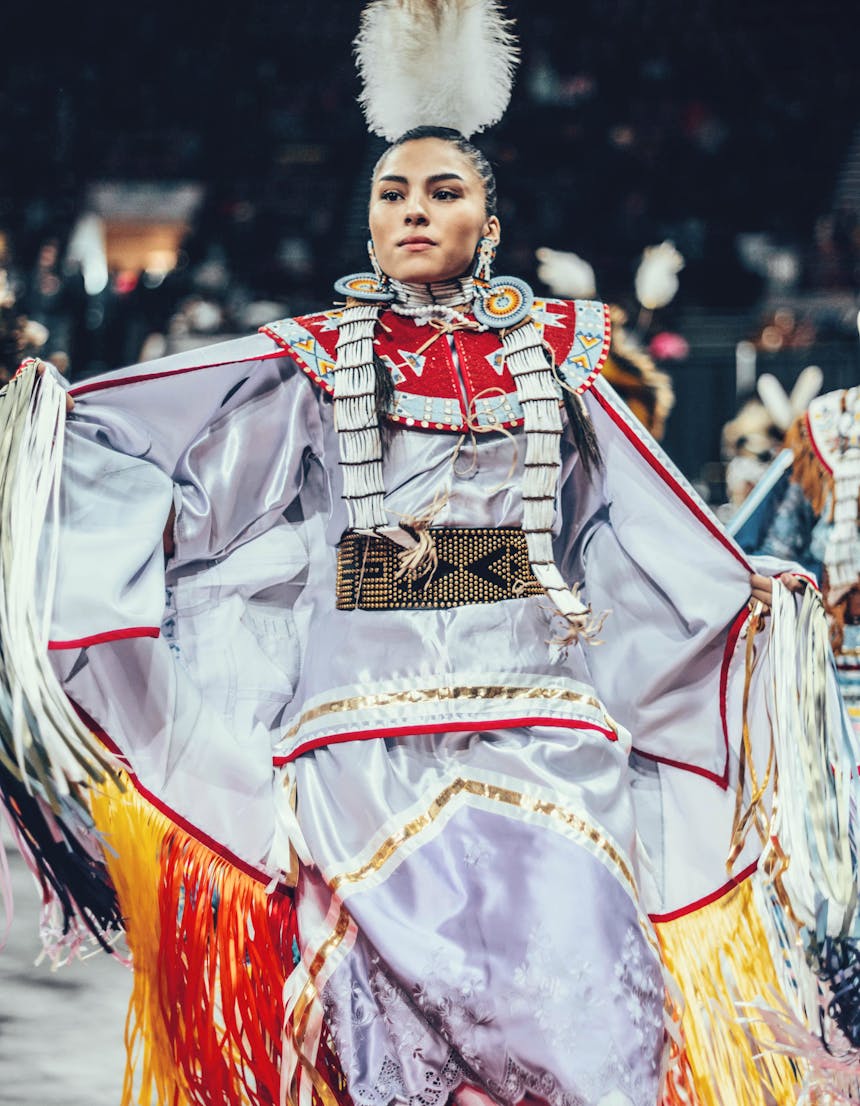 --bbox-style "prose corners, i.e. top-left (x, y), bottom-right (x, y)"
top-left (0, 835), bottom-right (130, 1106)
